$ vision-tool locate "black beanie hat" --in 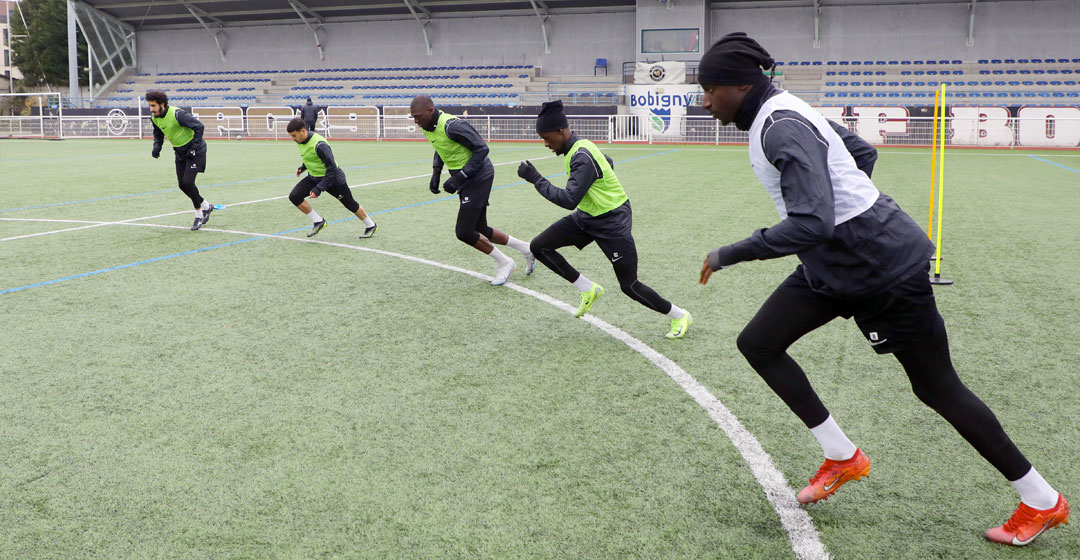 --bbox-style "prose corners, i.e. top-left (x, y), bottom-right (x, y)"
top-left (536, 100), bottom-right (569, 133)
top-left (697, 32), bottom-right (775, 86)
